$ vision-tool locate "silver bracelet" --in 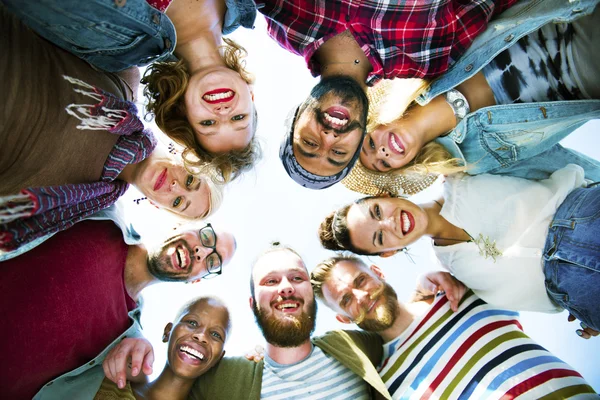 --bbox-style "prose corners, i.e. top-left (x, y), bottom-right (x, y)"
top-left (444, 89), bottom-right (470, 125)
